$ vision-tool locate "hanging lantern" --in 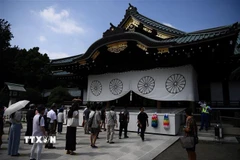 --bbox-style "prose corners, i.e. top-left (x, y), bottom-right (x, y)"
top-left (151, 112), bottom-right (158, 128)
top-left (163, 114), bottom-right (170, 129)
